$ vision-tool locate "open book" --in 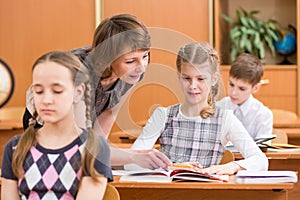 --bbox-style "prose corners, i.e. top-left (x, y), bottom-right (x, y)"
top-left (118, 169), bottom-right (229, 183)
top-left (236, 170), bottom-right (298, 184)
